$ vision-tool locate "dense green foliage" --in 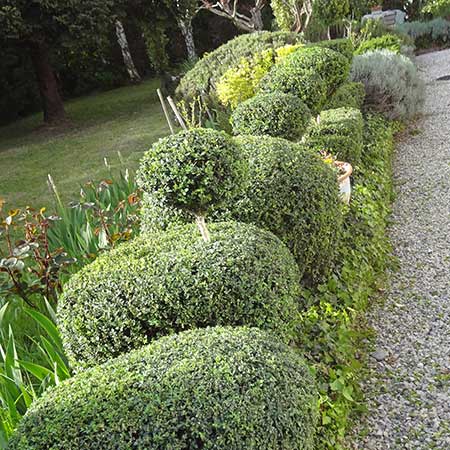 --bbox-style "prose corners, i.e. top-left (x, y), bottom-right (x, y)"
top-left (260, 47), bottom-right (350, 113)
top-left (422, 0), bottom-right (450, 17)
top-left (351, 50), bottom-right (425, 120)
top-left (140, 135), bottom-right (343, 285)
top-left (300, 114), bottom-right (396, 448)
top-left (231, 92), bottom-right (311, 140)
top-left (312, 38), bottom-right (354, 61)
top-left (176, 31), bottom-right (302, 102)
top-left (58, 222), bottom-right (301, 368)
top-left (306, 107), bottom-right (364, 165)
top-left (0, 302), bottom-right (71, 445)
top-left (355, 34), bottom-right (404, 54)
top-left (137, 128), bottom-right (243, 216)
top-left (230, 136), bottom-right (342, 284)
top-left (314, 0), bottom-right (350, 28)
top-left (216, 44), bottom-right (301, 109)
top-left (324, 82), bottom-right (366, 110)
top-left (9, 327), bottom-right (318, 450)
